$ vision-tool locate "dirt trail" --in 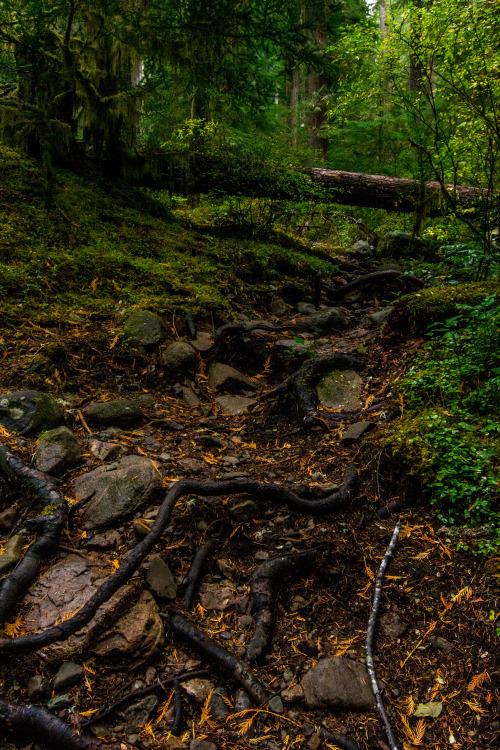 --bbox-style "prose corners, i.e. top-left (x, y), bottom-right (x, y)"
top-left (0, 248), bottom-right (498, 750)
